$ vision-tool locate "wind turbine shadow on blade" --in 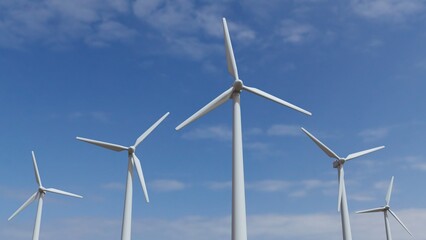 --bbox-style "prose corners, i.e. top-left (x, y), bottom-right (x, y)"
top-left (300, 127), bottom-right (384, 240)
top-left (8, 151), bottom-right (83, 240)
top-left (356, 176), bottom-right (414, 240)
top-left (76, 112), bottom-right (169, 240)
top-left (176, 18), bottom-right (311, 240)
